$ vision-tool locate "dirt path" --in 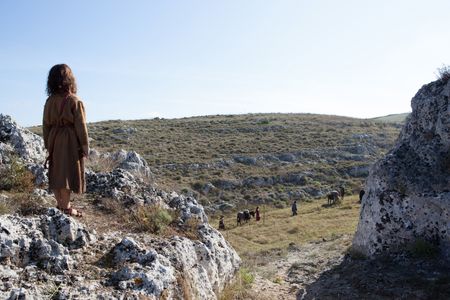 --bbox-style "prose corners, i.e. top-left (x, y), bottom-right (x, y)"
top-left (247, 234), bottom-right (450, 300)
top-left (249, 235), bottom-right (352, 299)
